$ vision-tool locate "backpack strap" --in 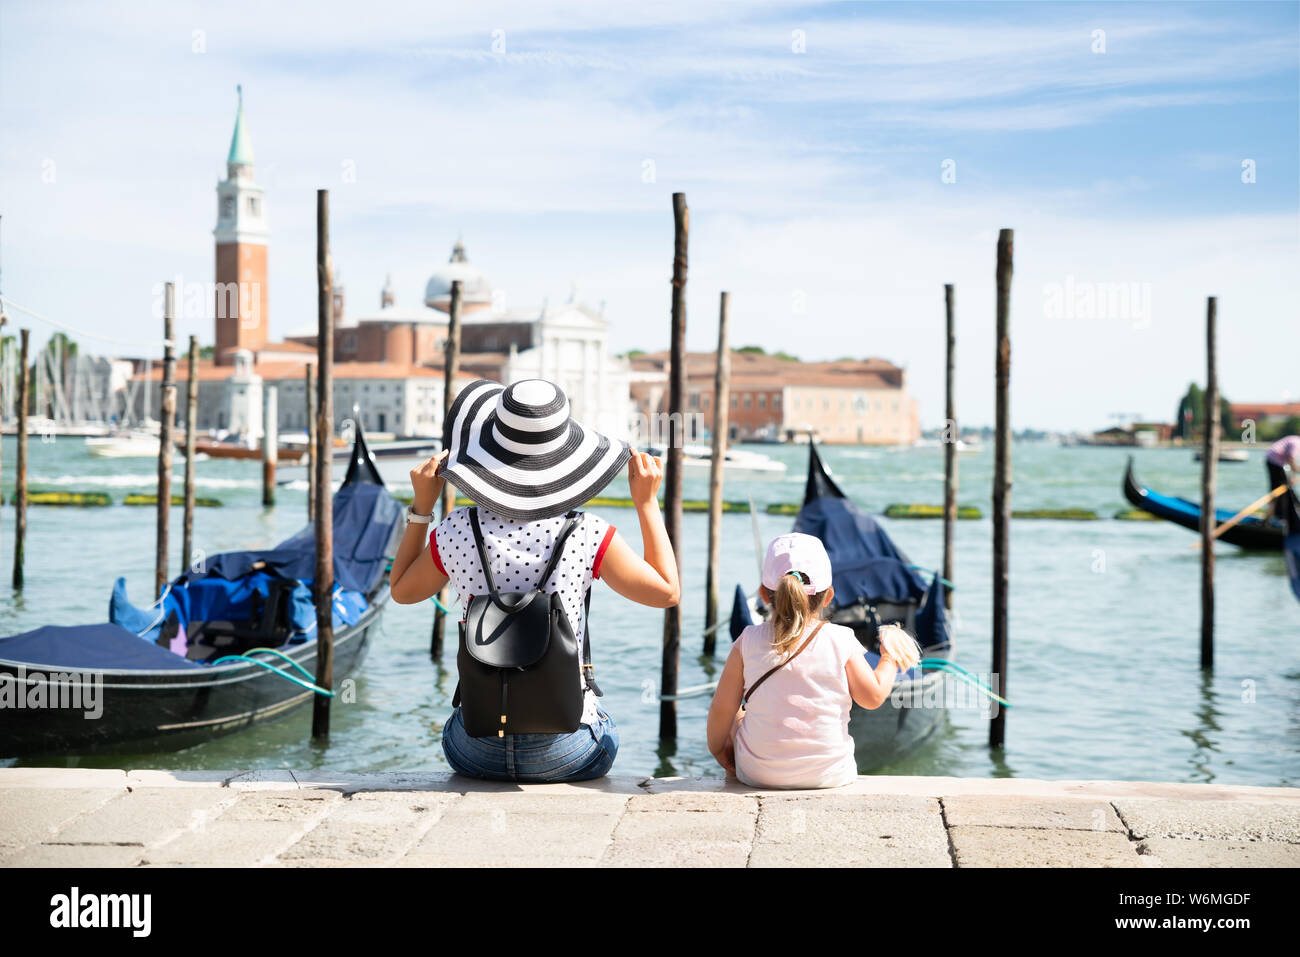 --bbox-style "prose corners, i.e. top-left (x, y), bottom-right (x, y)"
top-left (582, 586), bottom-right (602, 697)
top-left (468, 507), bottom-right (582, 596)
top-left (740, 619), bottom-right (827, 710)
